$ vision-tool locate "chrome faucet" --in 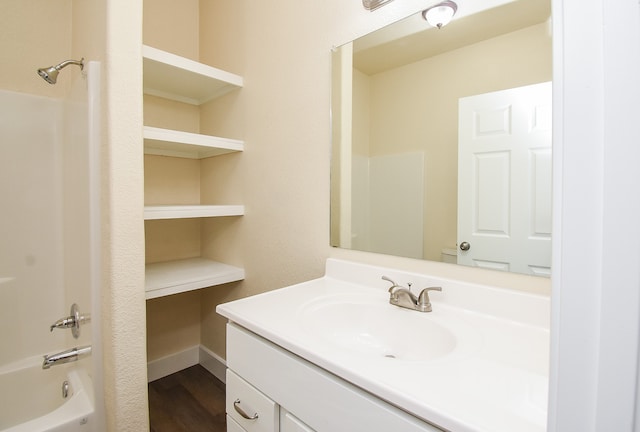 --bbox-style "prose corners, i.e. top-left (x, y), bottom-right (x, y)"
top-left (42, 346), bottom-right (92, 369)
top-left (382, 276), bottom-right (442, 312)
